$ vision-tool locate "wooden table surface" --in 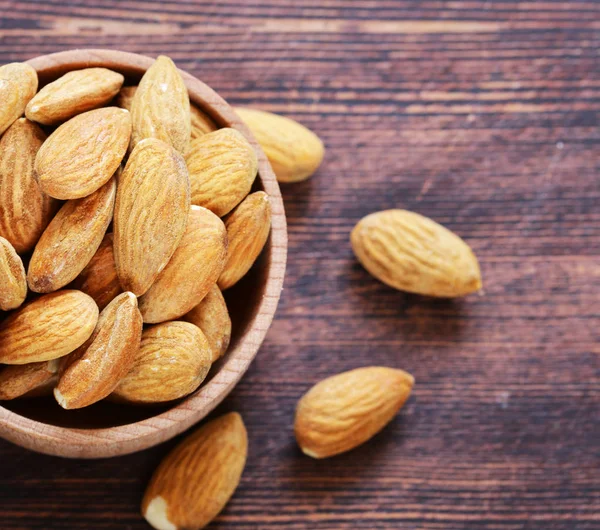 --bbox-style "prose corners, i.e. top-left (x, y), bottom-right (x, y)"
top-left (1, 1), bottom-right (599, 529)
